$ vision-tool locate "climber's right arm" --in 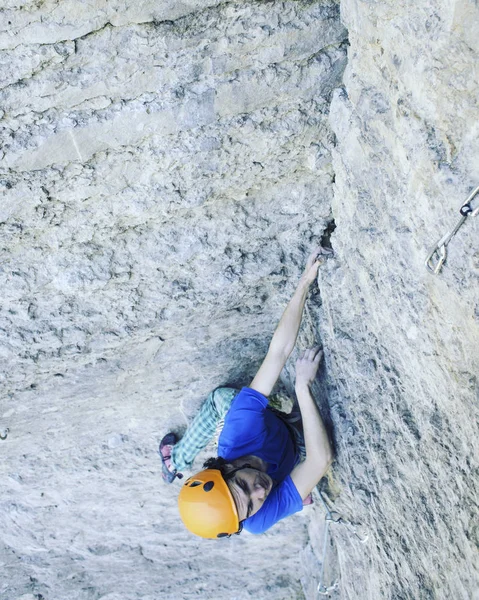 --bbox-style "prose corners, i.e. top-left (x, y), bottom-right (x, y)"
top-left (290, 348), bottom-right (333, 500)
